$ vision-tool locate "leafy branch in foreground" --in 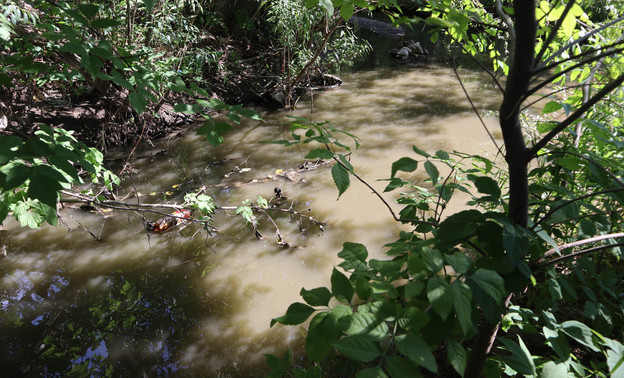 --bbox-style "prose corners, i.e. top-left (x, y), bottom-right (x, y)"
top-left (267, 0), bottom-right (624, 376)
